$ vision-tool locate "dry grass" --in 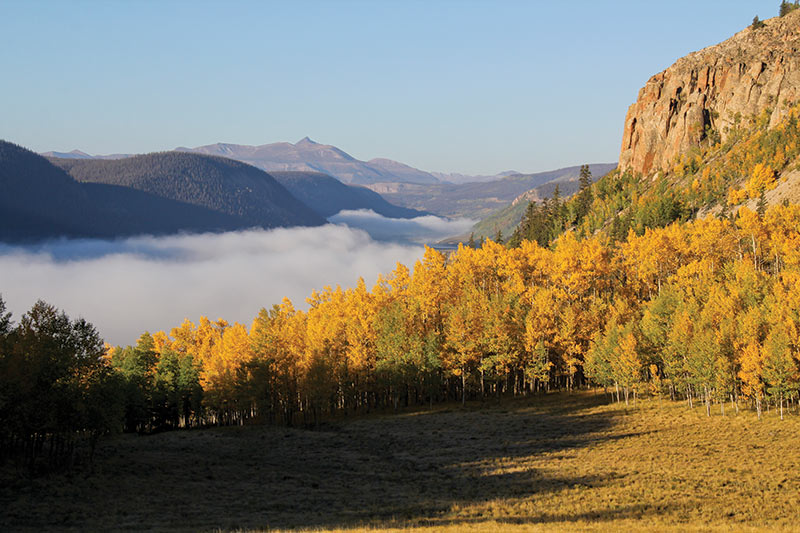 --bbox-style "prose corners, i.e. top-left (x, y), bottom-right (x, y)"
top-left (2, 391), bottom-right (799, 532)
